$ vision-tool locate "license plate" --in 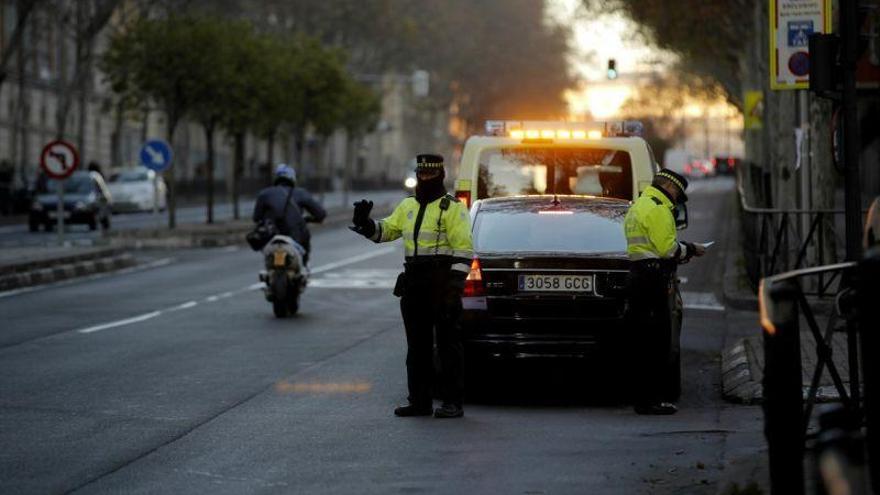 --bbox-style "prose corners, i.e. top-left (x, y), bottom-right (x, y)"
top-left (518, 274), bottom-right (594, 293)
top-left (273, 251), bottom-right (287, 267)
top-left (48, 211), bottom-right (71, 219)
